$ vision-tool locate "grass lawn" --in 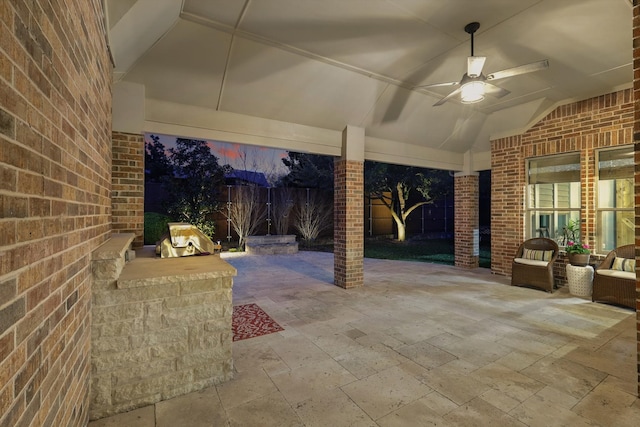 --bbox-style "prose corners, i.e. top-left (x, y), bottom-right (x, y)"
top-left (301, 237), bottom-right (491, 268)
